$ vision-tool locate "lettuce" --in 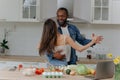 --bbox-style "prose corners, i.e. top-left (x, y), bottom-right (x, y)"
top-left (76, 64), bottom-right (88, 75)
